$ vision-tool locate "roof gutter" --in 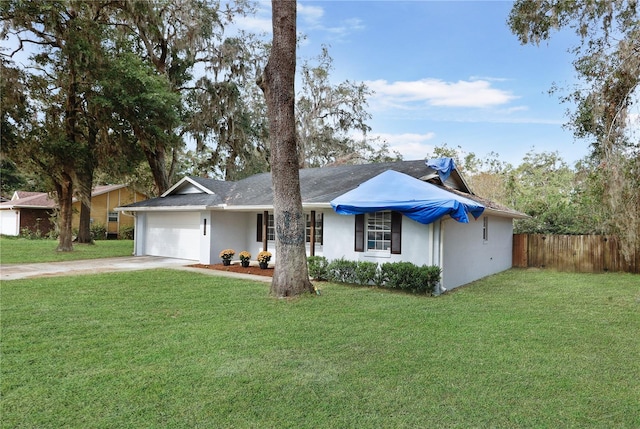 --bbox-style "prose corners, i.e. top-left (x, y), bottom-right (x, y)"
top-left (0, 204), bottom-right (55, 210)
top-left (482, 207), bottom-right (530, 220)
top-left (114, 205), bottom-right (223, 212)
